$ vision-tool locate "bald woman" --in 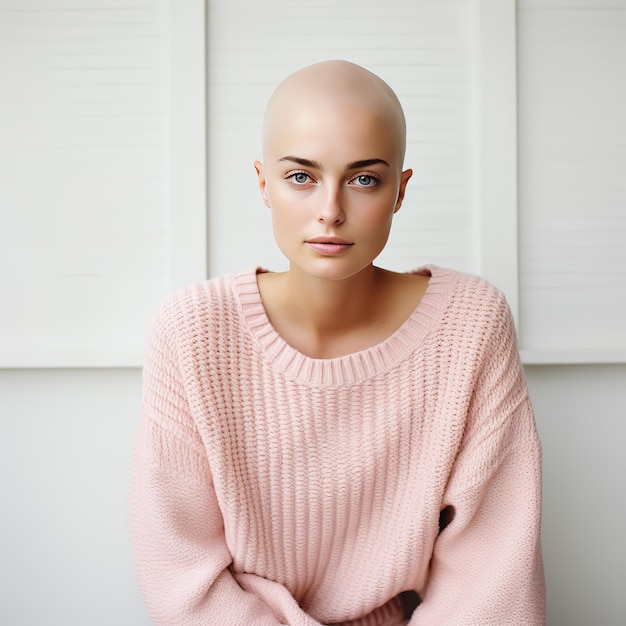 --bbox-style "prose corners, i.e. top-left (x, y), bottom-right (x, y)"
top-left (130, 61), bottom-right (545, 625)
